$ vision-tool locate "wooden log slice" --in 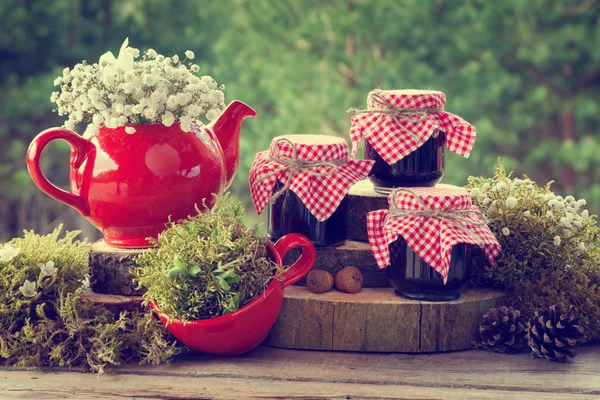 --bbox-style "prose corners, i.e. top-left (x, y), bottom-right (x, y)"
top-left (347, 179), bottom-right (387, 242)
top-left (89, 240), bottom-right (149, 296)
top-left (80, 290), bottom-right (144, 314)
top-left (283, 240), bottom-right (389, 287)
top-left (264, 286), bottom-right (504, 353)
